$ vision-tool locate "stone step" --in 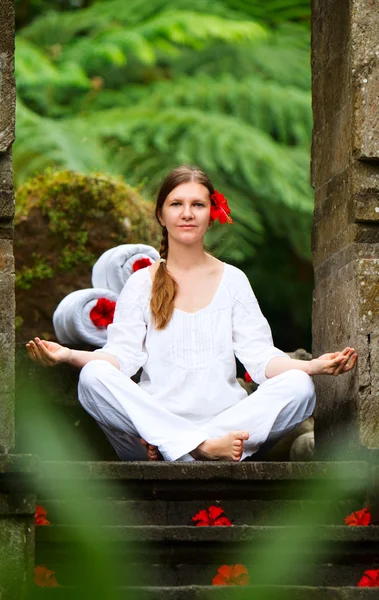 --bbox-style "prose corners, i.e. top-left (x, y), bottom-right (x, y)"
top-left (35, 525), bottom-right (379, 565)
top-left (28, 585), bottom-right (379, 599)
top-left (39, 498), bottom-right (358, 526)
top-left (37, 461), bottom-right (369, 501)
top-left (31, 560), bottom-right (379, 588)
